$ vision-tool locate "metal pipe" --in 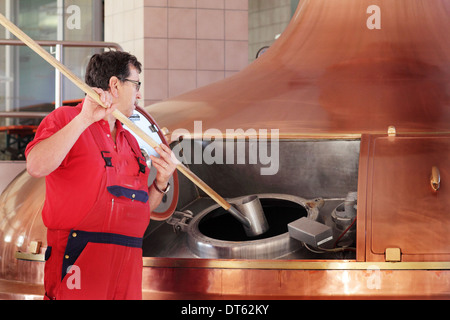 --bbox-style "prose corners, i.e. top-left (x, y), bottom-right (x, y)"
top-left (54, 44), bottom-right (63, 109)
top-left (3, 0), bottom-right (12, 127)
top-left (55, 0), bottom-right (64, 109)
